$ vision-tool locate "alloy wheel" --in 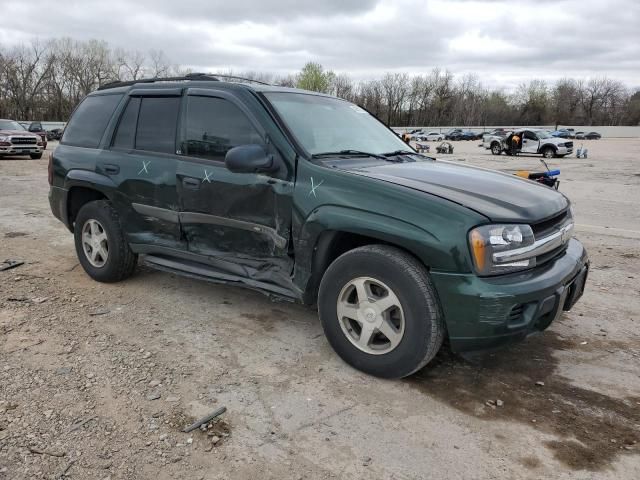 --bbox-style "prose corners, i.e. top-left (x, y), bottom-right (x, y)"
top-left (336, 276), bottom-right (405, 355)
top-left (81, 219), bottom-right (109, 267)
